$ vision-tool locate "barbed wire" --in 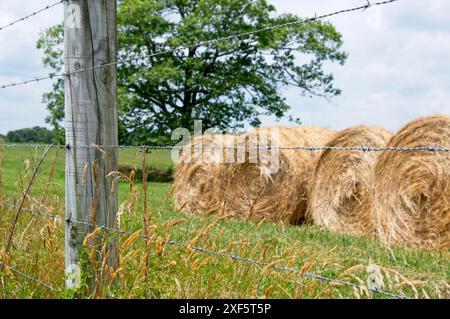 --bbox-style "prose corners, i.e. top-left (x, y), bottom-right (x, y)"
top-left (0, 260), bottom-right (60, 292)
top-left (1, 202), bottom-right (410, 299)
top-left (0, 0), bottom-right (64, 32)
top-left (0, 143), bottom-right (65, 149)
top-left (81, 144), bottom-right (450, 152)
top-left (0, 143), bottom-right (449, 152)
top-left (166, 241), bottom-right (410, 300)
top-left (0, 202), bottom-right (63, 220)
top-left (0, 74), bottom-right (61, 90)
top-left (0, 0), bottom-right (400, 89)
